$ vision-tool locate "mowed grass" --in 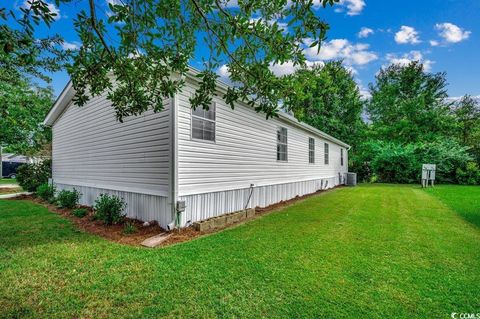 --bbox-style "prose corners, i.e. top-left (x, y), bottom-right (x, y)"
top-left (0, 185), bottom-right (479, 318)
top-left (425, 185), bottom-right (480, 229)
top-left (0, 178), bottom-right (17, 185)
